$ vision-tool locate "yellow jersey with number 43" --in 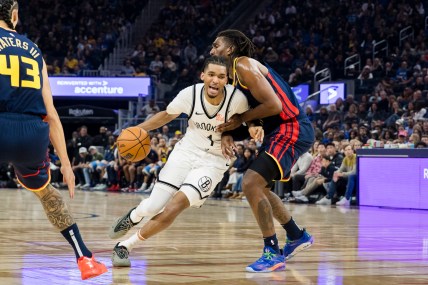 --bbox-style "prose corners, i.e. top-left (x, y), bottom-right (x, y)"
top-left (0, 27), bottom-right (45, 115)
